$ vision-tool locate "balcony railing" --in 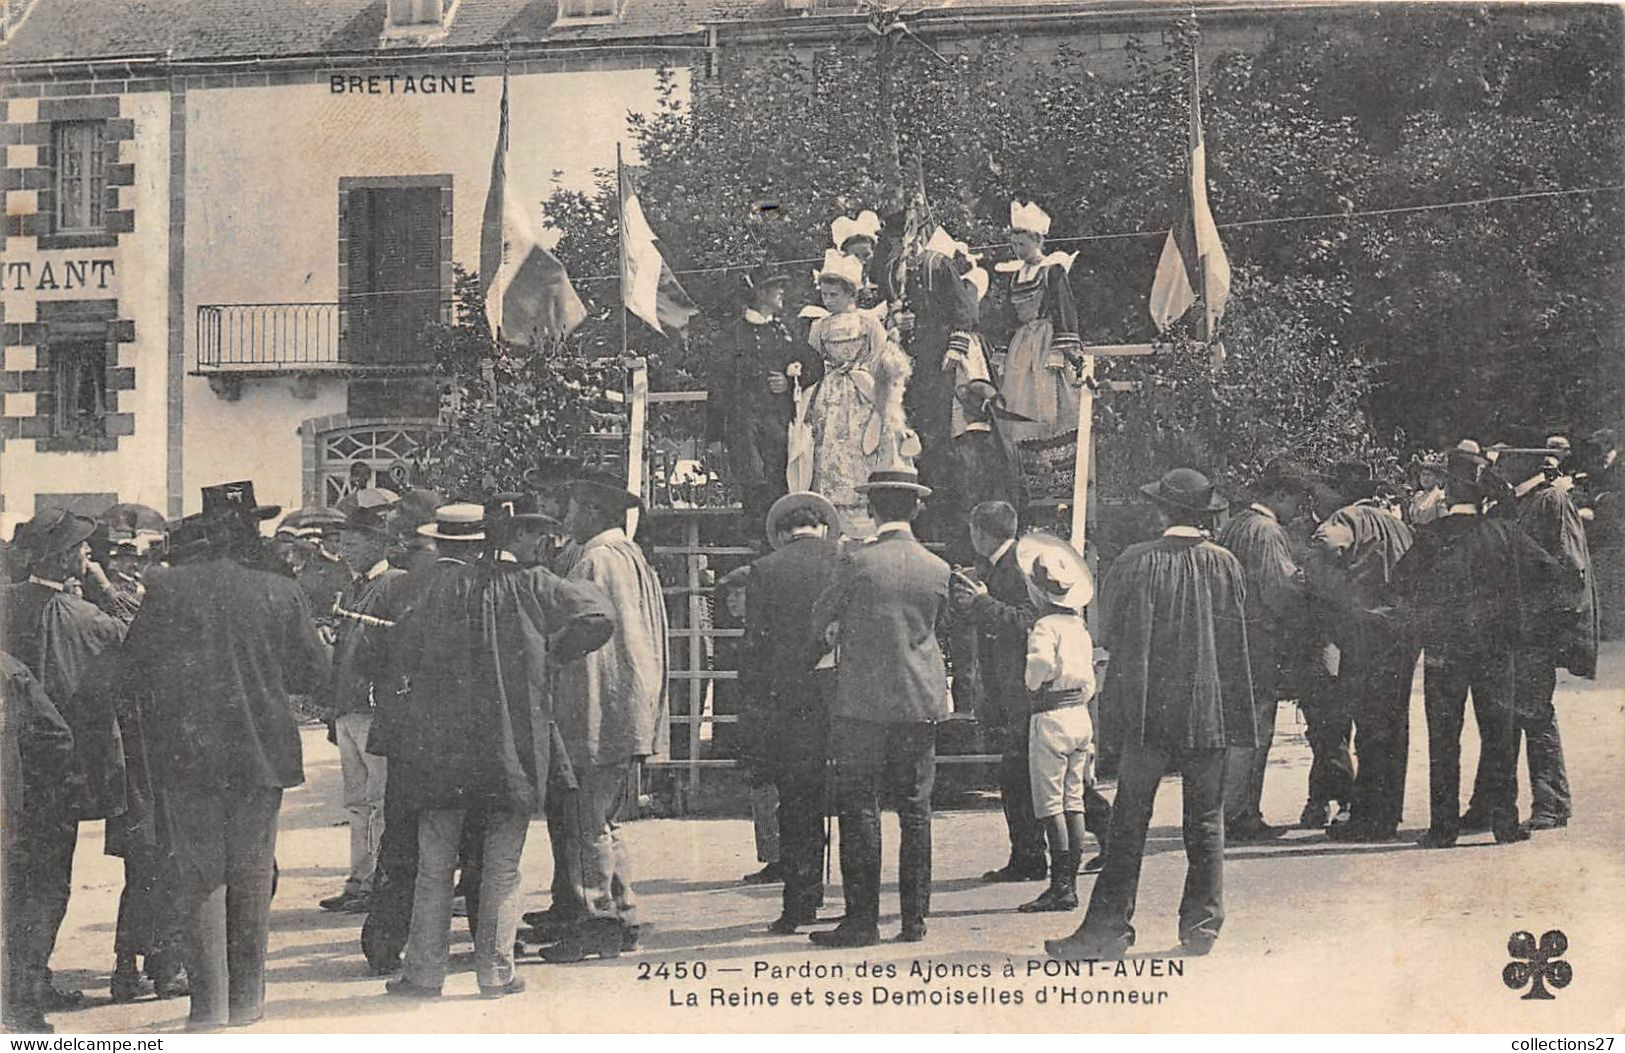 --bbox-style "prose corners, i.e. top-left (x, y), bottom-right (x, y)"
top-left (195, 302), bottom-right (439, 375)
